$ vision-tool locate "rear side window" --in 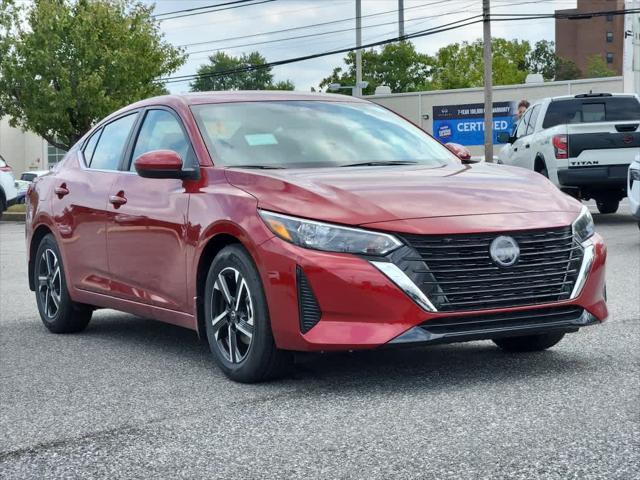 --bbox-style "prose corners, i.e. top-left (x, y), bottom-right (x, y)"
top-left (526, 105), bottom-right (541, 135)
top-left (83, 130), bottom-right (101, 165)
top-left (130, 109), bottom-right (191, 171)
top-left (89, 113), bottom-right (137, 170)
top-left (543, 97), bottom-right (640, 128)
